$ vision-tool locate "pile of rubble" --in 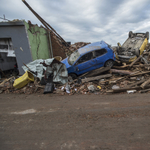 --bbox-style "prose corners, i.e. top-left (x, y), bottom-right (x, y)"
top-left (1, 51), bottom-right (150, 95)
top-left (1, 43), bottom-right (150, 95)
